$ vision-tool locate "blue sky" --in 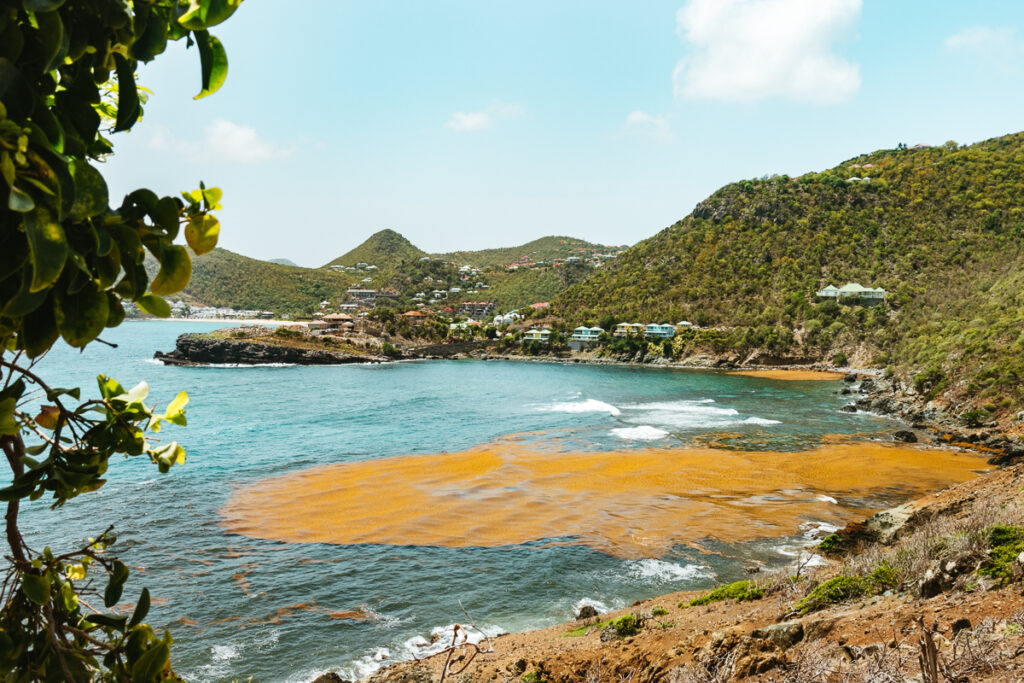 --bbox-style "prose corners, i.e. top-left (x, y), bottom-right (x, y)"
top-left (103, 1), bottom-right (1024, 266)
